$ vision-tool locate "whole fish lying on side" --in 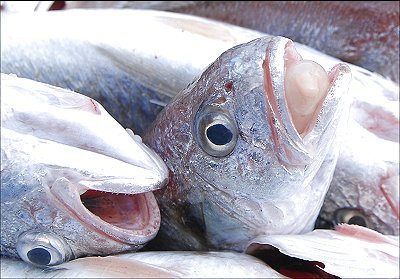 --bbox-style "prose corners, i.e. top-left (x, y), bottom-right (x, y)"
top-left (246, 224), bottom-right (400, 278)
top-left (143, 36), bottom-right (351, 251)
top-left (2, 9), bottom-right (398, 235)
top-left (60, 1), bottom-right (400, 84)
top-left (1, 251), bottom-right (285, 278)
top-left (0, 74), bottom-right (168, 266)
